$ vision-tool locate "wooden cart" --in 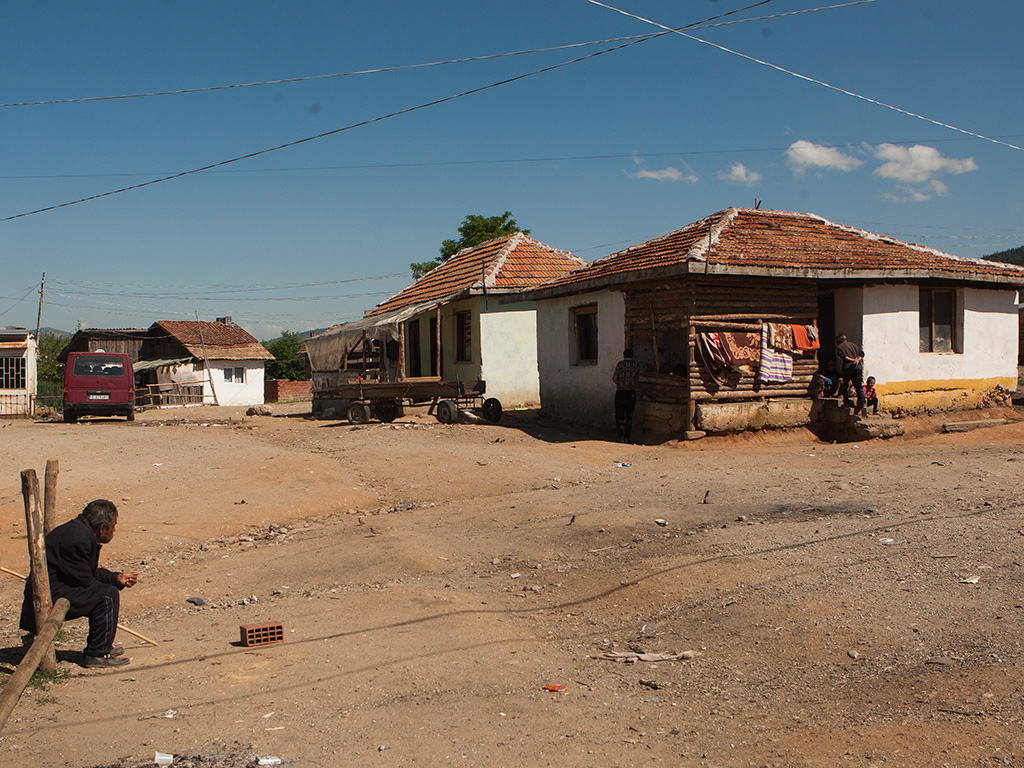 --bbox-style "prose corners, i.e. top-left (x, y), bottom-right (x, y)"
top-left (313, 377), bottom-right (502, 425)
